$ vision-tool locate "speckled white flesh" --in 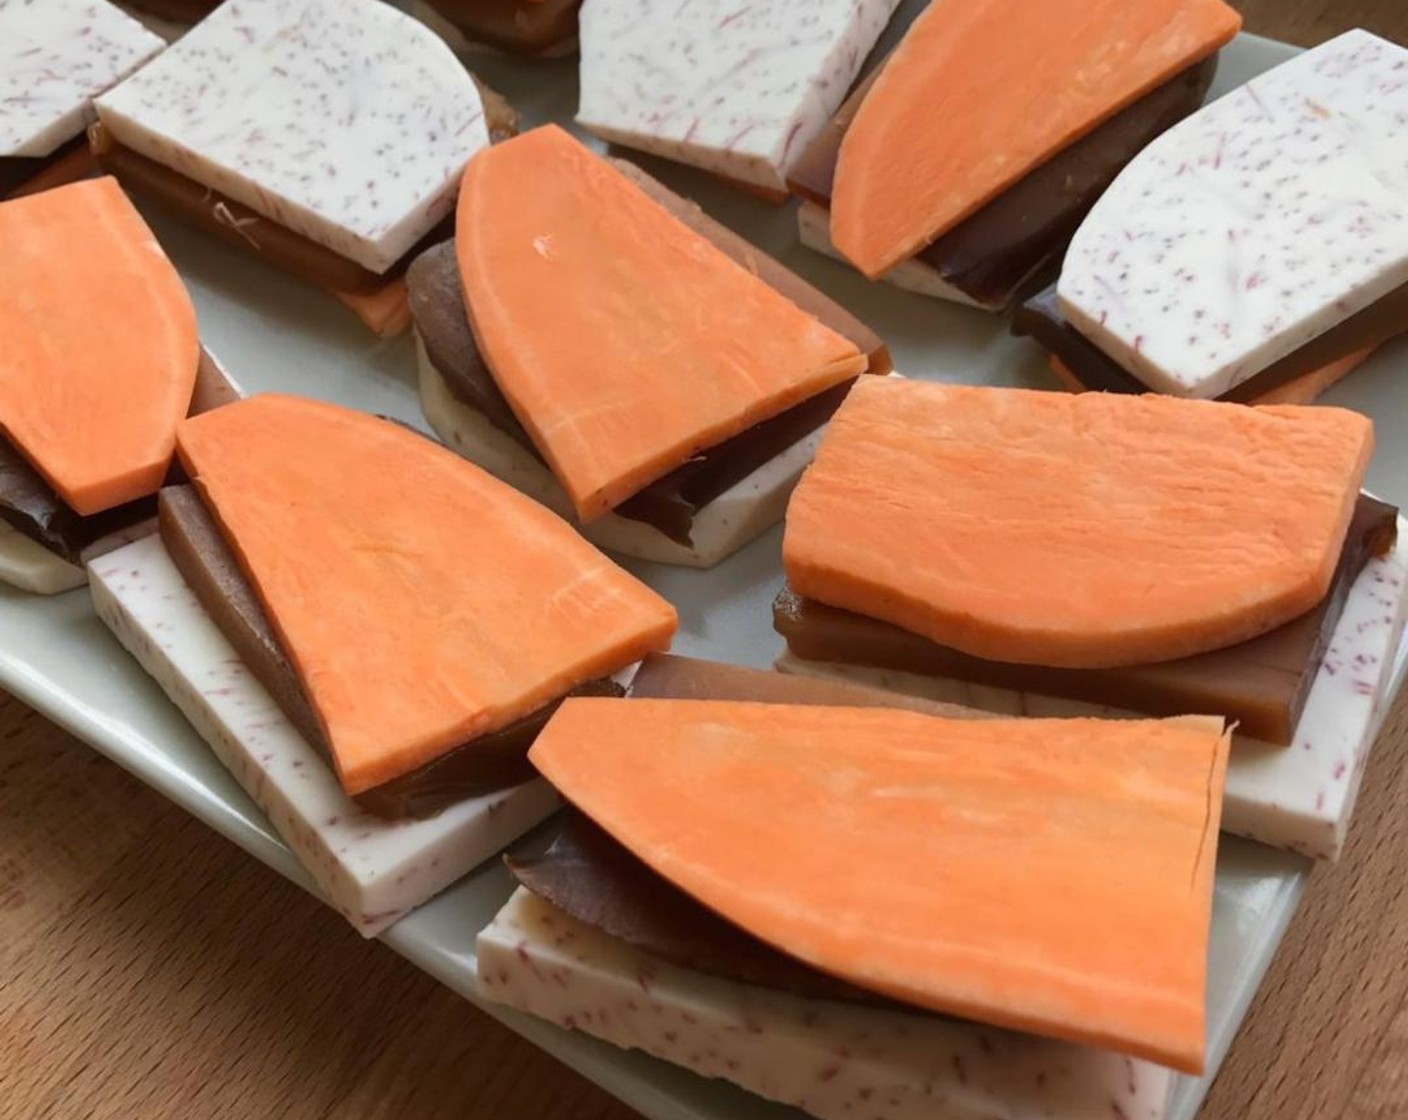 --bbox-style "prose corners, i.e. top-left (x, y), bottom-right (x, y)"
top-left (796, 200), bottom-right (985, 309)
top-left (417, 337), bottom-right (824, 569)
top-left (777, 520), bottom-right (1408, 861)
top-left (89, 535), bottom-right (560, 936)
top-left (0, 0), bottom-right (164, 158)
top-left (479, 888), bottom-right (1175, 1120)
top-left (1059, 30), bottom-right (1408, 398)
top-left (577, 0), bottom-right (900, 194)
top-left (95, 0), bottom-right (490, 274)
